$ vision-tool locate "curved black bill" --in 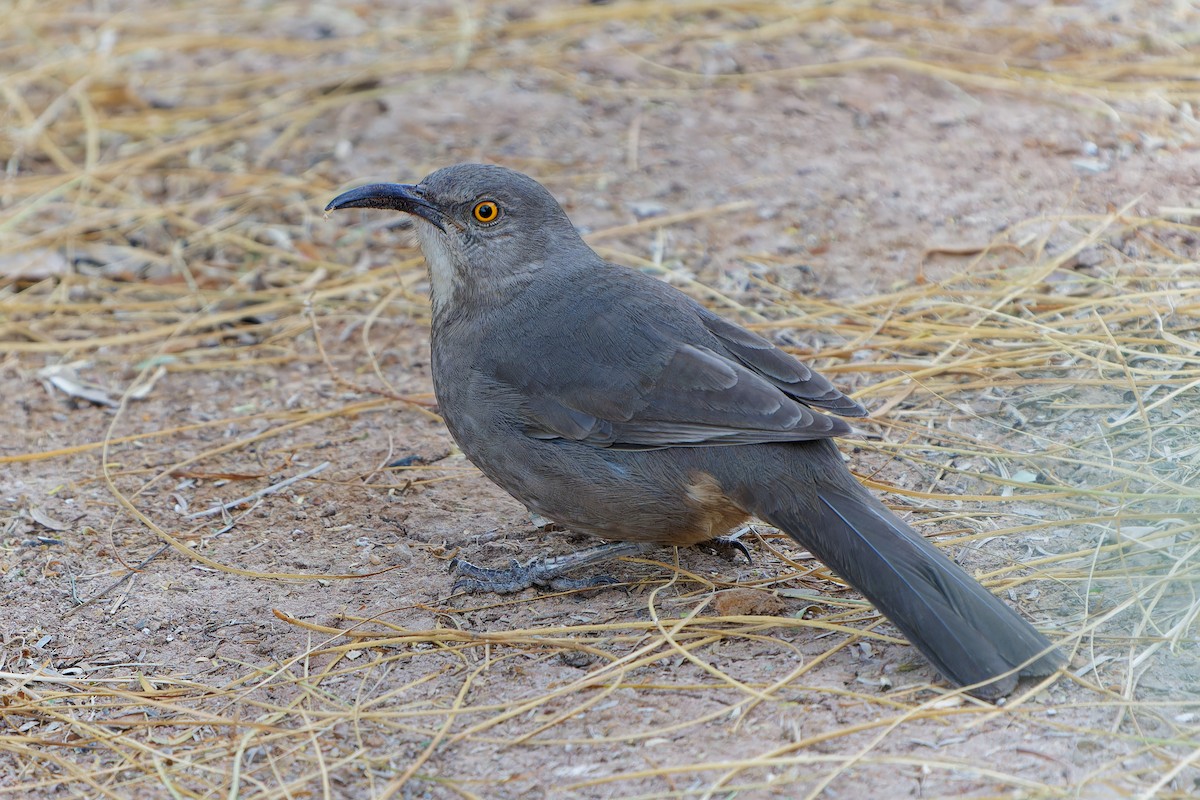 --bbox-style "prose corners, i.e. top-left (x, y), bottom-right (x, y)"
top-left (325, 183), bottom-right (446, 232)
